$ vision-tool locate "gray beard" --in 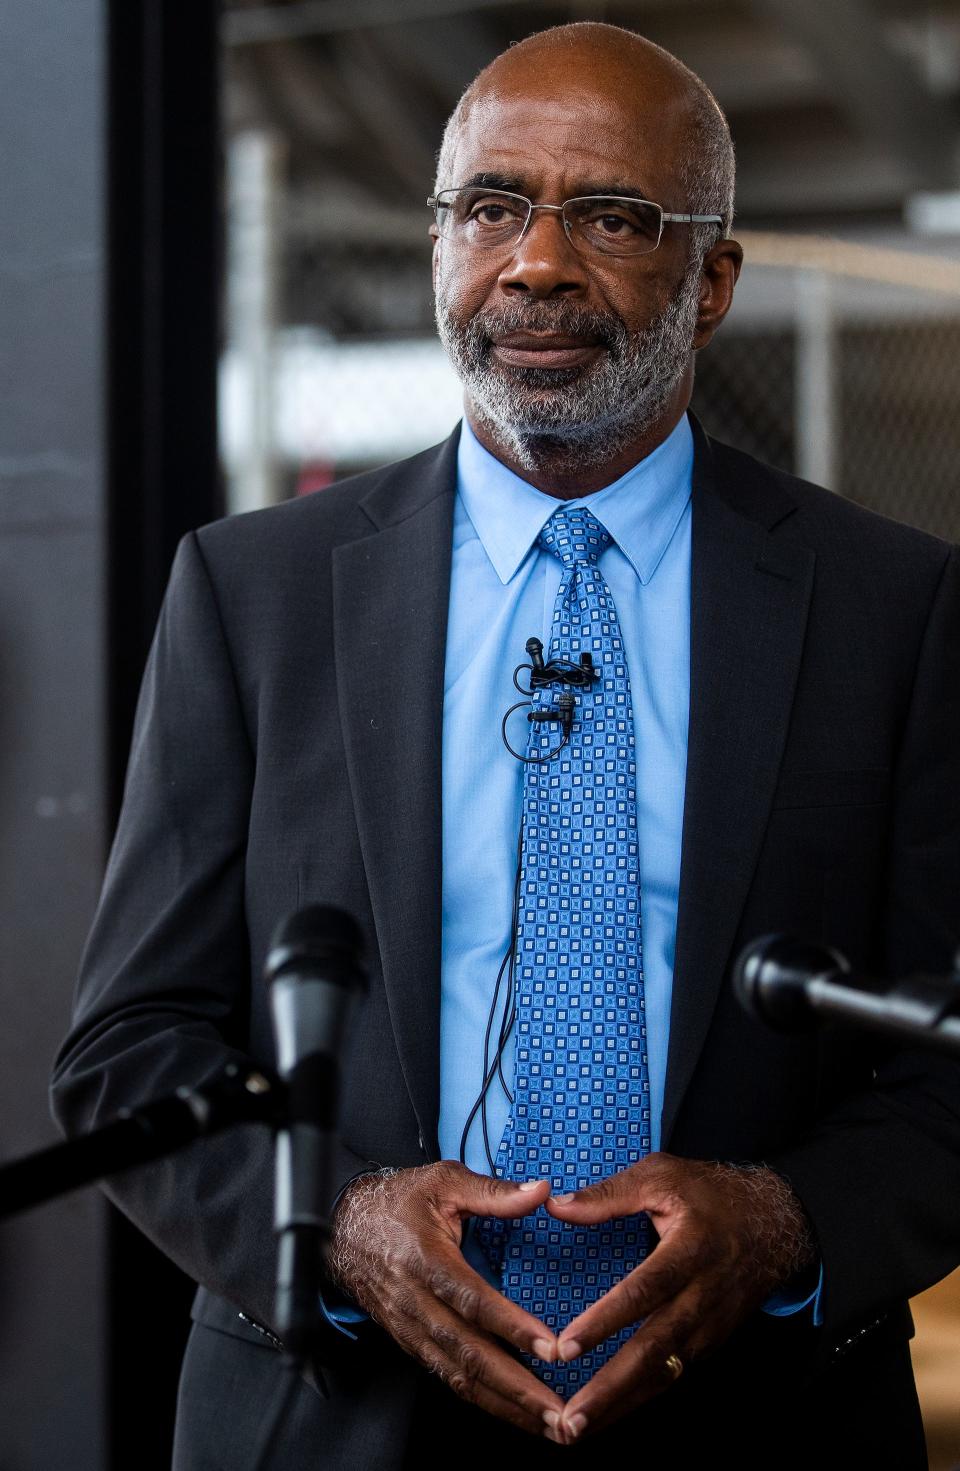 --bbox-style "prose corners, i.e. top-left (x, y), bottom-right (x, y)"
top-left (434, 262), bottom-right (702, 475)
